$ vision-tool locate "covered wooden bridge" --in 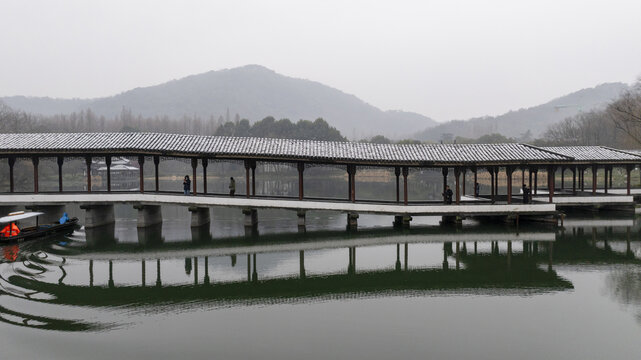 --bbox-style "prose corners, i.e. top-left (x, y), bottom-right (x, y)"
top-left (0, 133), bottom-right (640, 229)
